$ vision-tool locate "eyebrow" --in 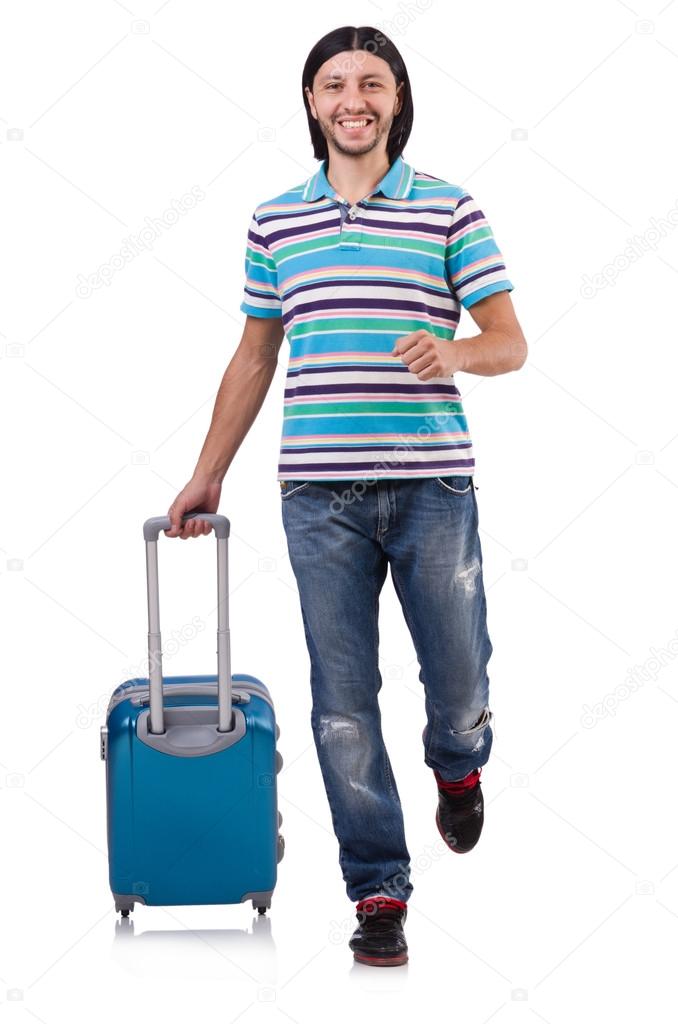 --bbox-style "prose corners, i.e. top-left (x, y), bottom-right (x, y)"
top-left (318, 72), bottom-right (388, 83)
